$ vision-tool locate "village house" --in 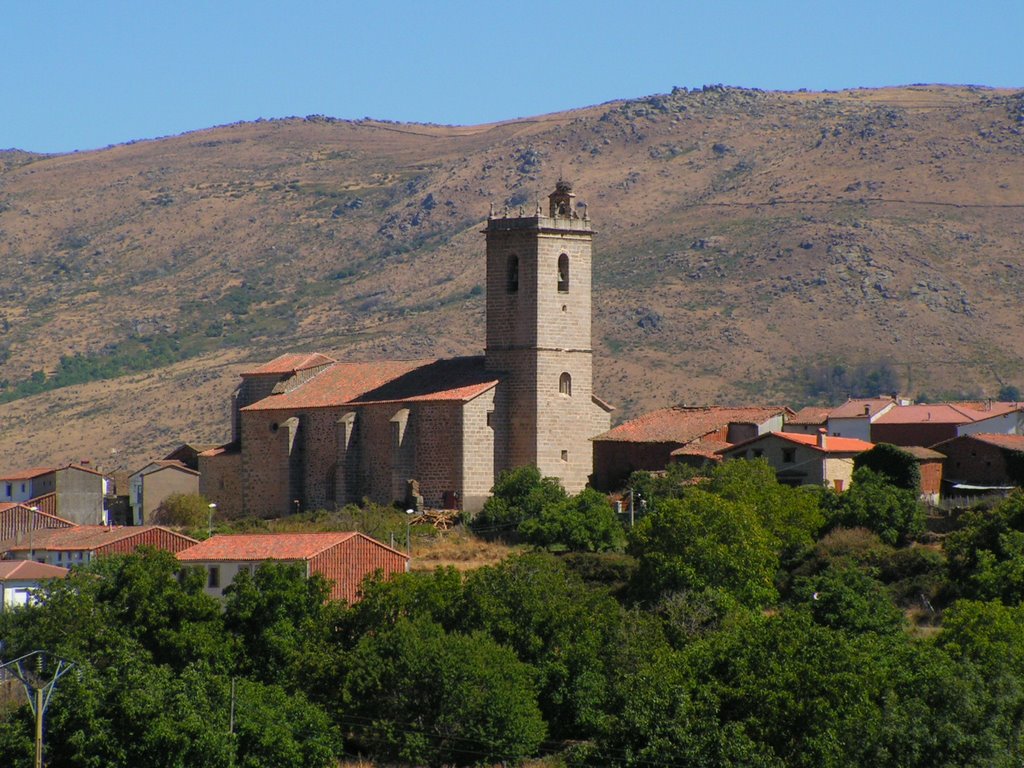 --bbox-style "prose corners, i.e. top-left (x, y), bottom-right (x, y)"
top-left (176, 532), bottom-right (409, 603)
top-left (823, 398), bottom-right (898, 441)
top-left (932, 433), bottom-right (1024, 496)
top-left (1, 525), bottom-right (197, 567)
top-left (200, 182), bottom-right (612, 517)
top-left (866, 402), bottom-right (1019, 447)
top-left (897, 446), bottom-right (946, 504)
top-left (0, 560), bottom-right (68, 612)
top-left (719, 430), bottom-right (874, 490)
top-left (0, 463), bottom-right (109, 525)
top-left (590, 405), bottom-right (791, 490)
top-left (128, 460), bottom-right (200, 525)
top-left (782, 406), bottom-right (831, 436)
